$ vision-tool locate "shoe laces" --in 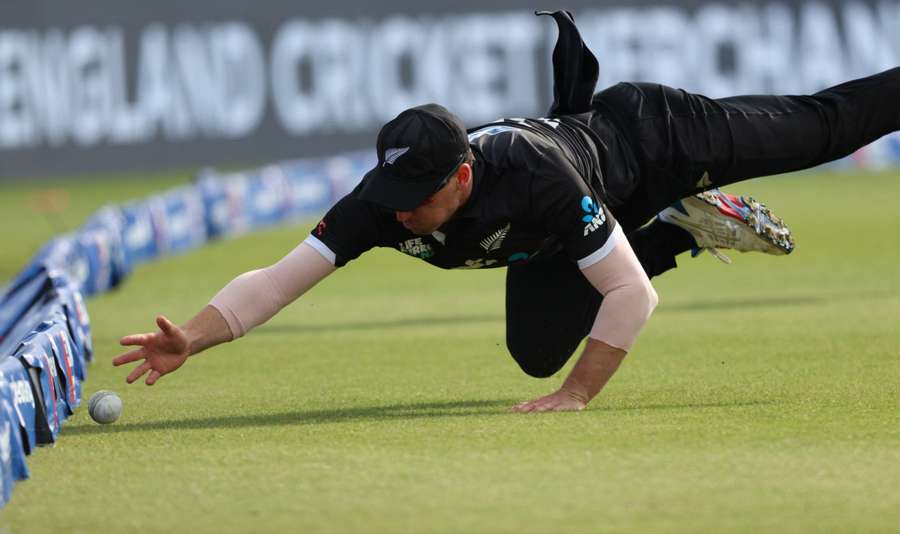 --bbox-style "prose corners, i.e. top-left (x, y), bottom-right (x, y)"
top-left (691, 247), bottom-right (733, 264)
